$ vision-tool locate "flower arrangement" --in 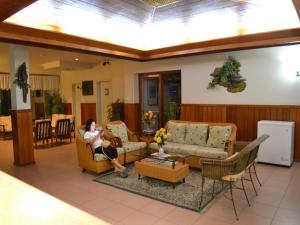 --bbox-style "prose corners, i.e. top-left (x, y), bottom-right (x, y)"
top-left (144, 110), bottom-right (153, 125)
top-left (154, 128), bottom-right (171, 147)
